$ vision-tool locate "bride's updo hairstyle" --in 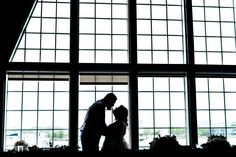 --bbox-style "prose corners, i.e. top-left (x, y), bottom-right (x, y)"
top-left (113, 105), bottom-right (128, 124)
